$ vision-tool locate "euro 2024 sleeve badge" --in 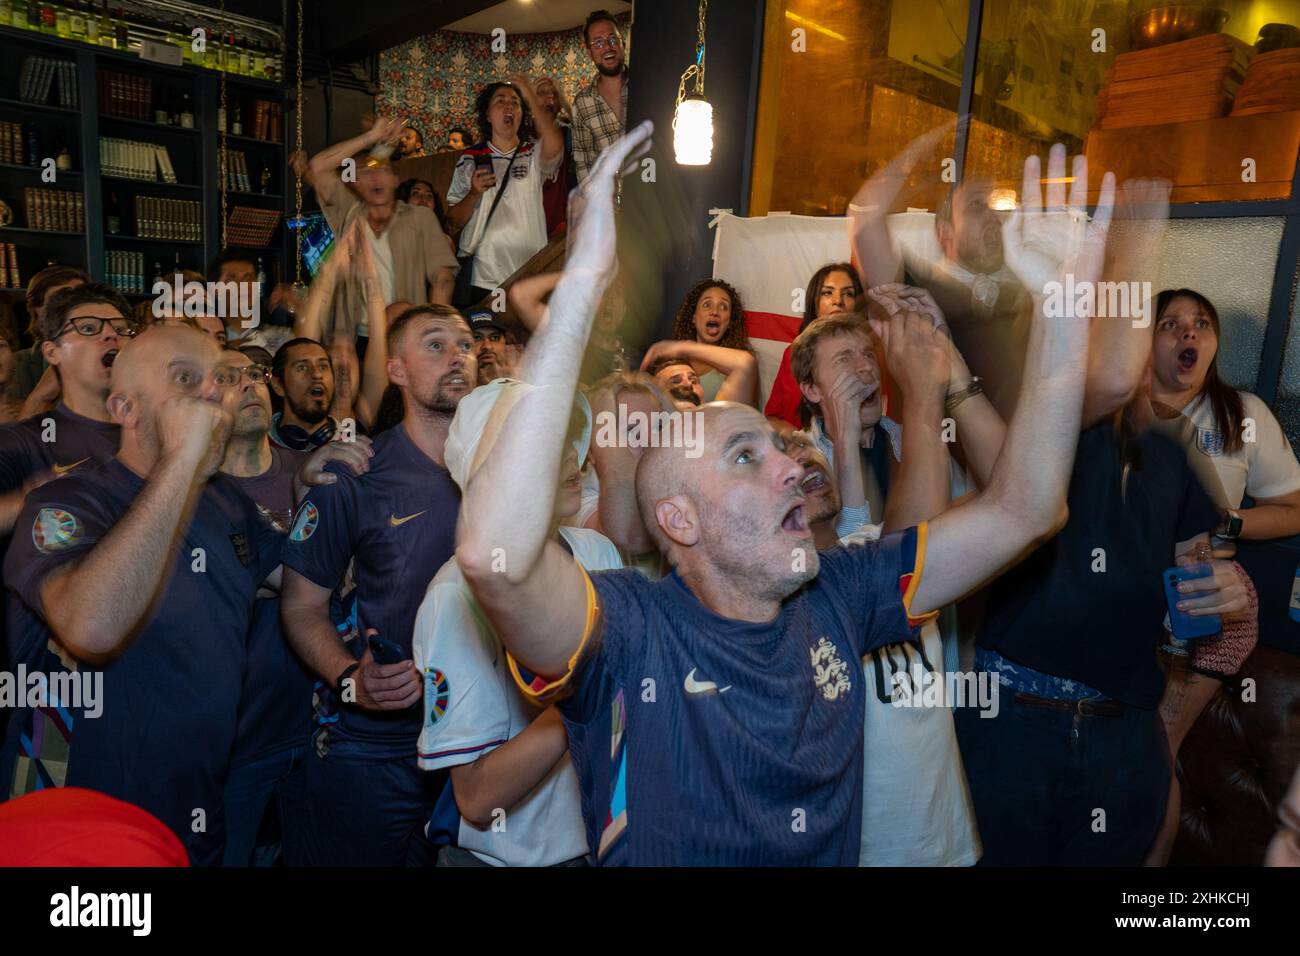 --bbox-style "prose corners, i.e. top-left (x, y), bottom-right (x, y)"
top-left (32, 508), bottom-right (81, 553)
